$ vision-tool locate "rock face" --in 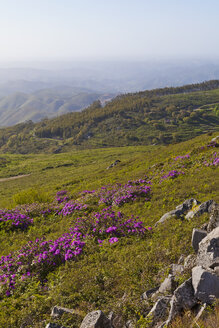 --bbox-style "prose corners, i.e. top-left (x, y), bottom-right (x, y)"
top-left (80, 310), bottom-right (113, 328)
top-left (191, 229), bottom-right (207, 253)
top-left (196, 227), bottom-right (219, 269)
top-left (192, 266), bottom-right (219, 304)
